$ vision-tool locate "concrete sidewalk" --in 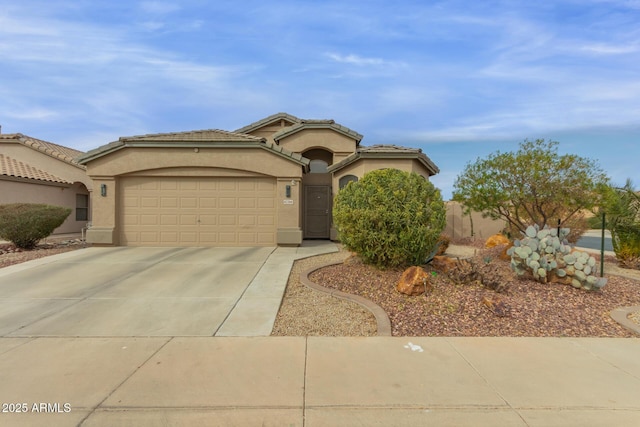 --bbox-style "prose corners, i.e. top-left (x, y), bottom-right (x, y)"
top-left (216, 241), bottom-right (339, 336)
top-left (0, 336), bottom-right (638, 426)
